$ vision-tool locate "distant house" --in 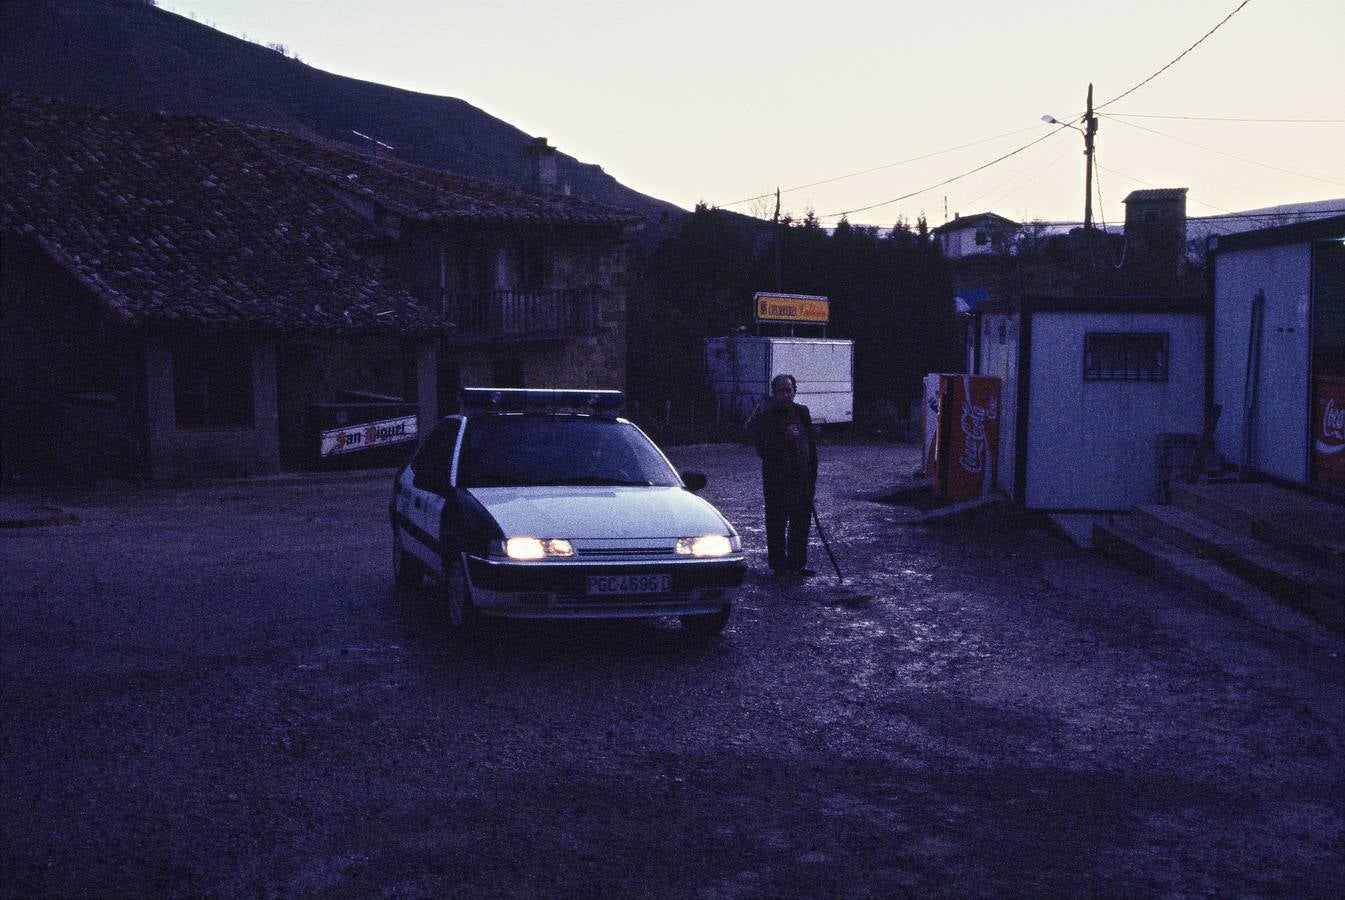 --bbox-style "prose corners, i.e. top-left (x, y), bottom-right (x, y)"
top-left (932, 212), bottom-right (1019, 259)
top-left (0, 95), bottom-right (642, 482)
top-left (1209, 215), bottom-right (1345, 493)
